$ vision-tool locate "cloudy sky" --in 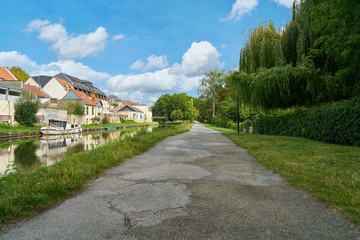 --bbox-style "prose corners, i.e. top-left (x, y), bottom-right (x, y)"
top-left (0, 0), bottom-right (294, 105)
